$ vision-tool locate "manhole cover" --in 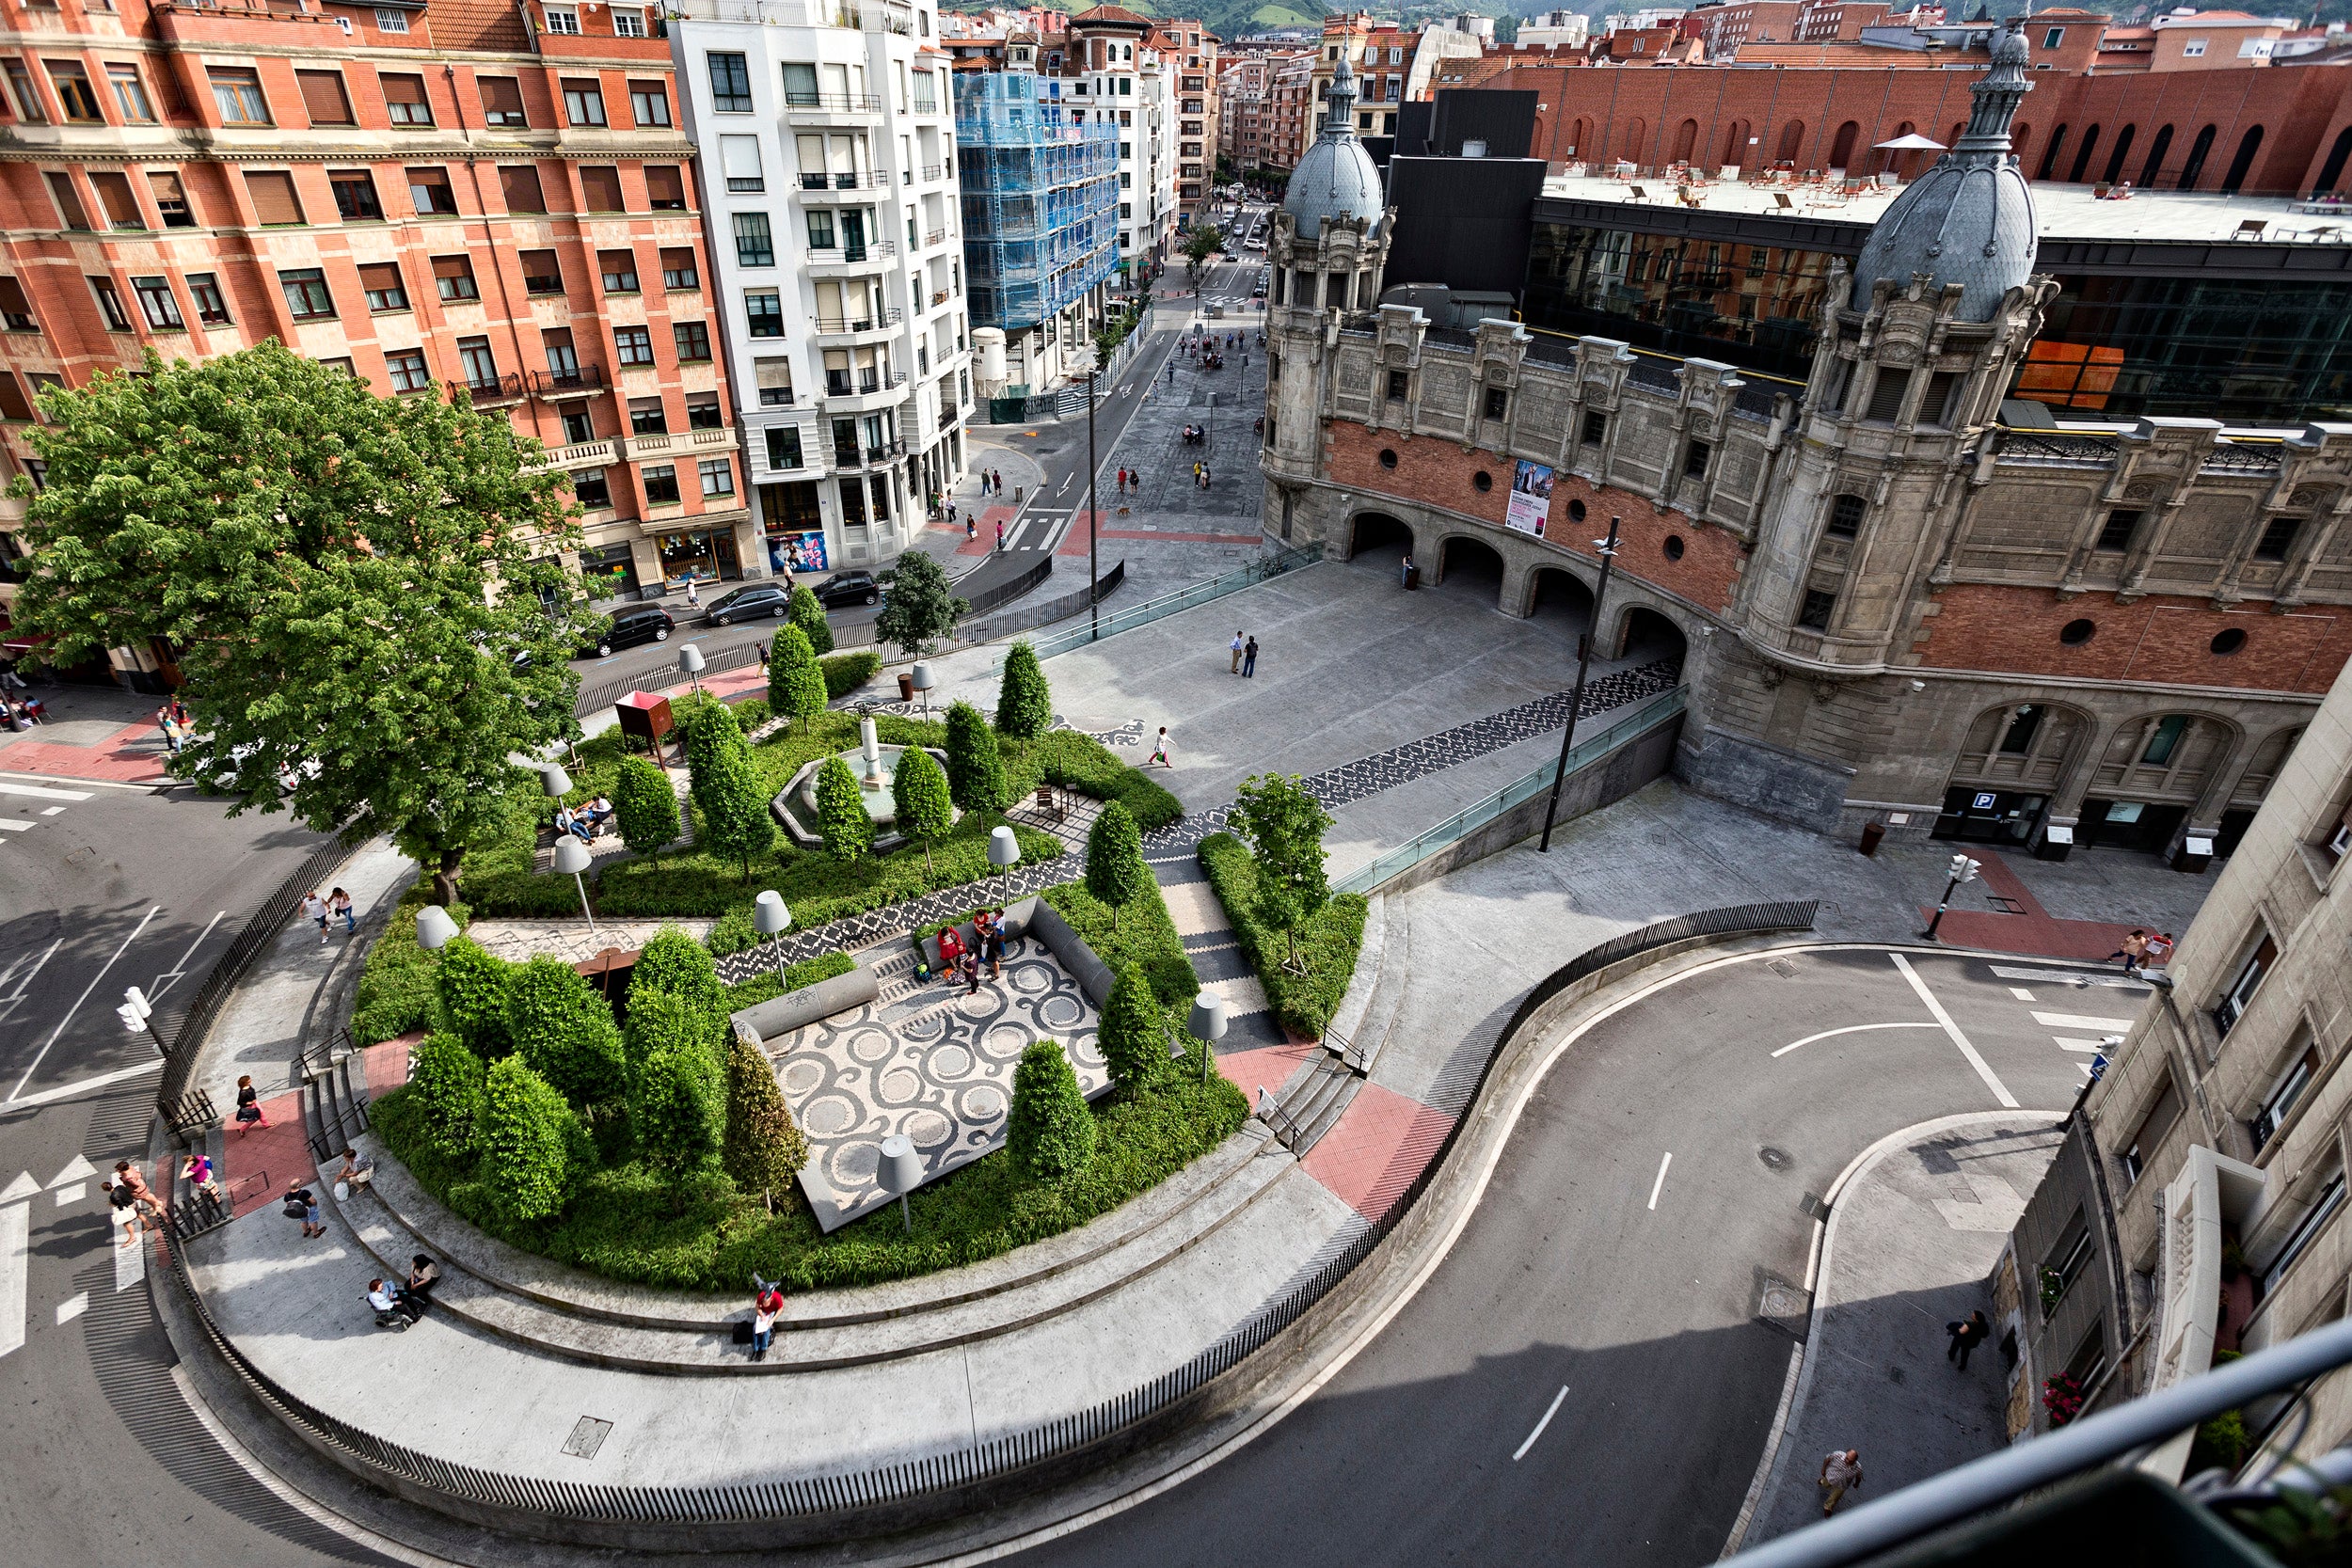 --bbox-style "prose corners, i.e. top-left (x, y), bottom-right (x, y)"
top-left (1768, 958), bottom-right (1798, 979)
top-left (563, 1417), bottom-right (613, 1460)
top-left (1758, 1146), bottom-right (1792, 1171)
